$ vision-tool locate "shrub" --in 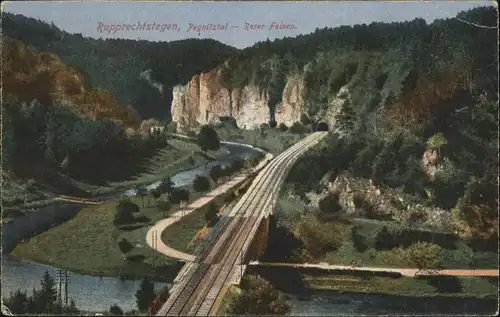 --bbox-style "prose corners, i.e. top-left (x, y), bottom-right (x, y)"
top-left (318, 193), bottom-right (342, 214)
top-left (228, 275), bottom-right (291, 315)
top-left (118, 238), bottom-right (134, 254)
top-left (289, 122), bottom-right (306, 134)
top-left (109, 304), bottom-right (124, 315)
top-left (278, 123), bottom-right (288, 131)
top-left (117, 198), bottom-right (140, 213)
top-left (404, 241), bottom-right (443, 271)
